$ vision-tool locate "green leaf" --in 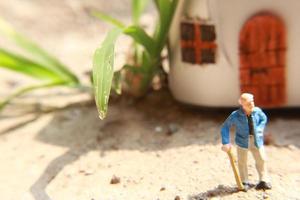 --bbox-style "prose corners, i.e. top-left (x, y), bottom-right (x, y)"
top-left (112, 70), bottom-right (122, 95)
top-left (91, 11), bottom-right (126, 29)
top-left (0, 17), bottom-right (79, 84)
top-left (132, 0), bottom-right (150, 25)
top-left (155, 0), bottom-right (173, 27)
top-left (123, 25), bottom-right (155, 55)
top-left (93, 28), bottom-right (122, 119)
top-left (153, 0), bottom-right (178, 54)
top-left (0, 48), bottom-right (61, 81)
